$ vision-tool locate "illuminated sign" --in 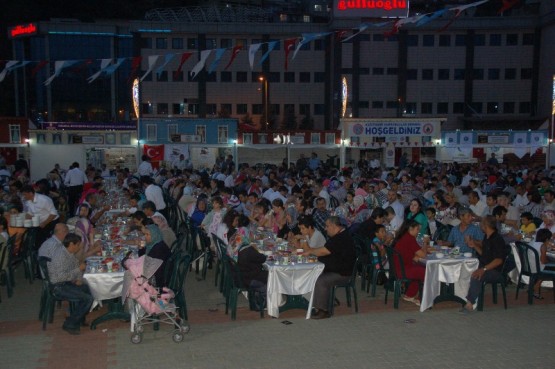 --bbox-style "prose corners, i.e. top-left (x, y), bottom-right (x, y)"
top-left (132, 78), bottom-right (140, 119)
top-left (9, 23), bottom-right (38, 38)
top-left (334, 0), bottom-right (409, 18)
top-left (341, 77), bottom-right (348, 118)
